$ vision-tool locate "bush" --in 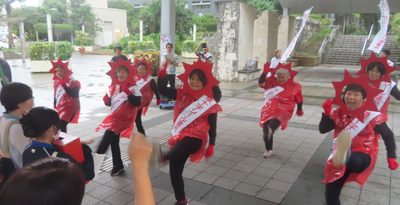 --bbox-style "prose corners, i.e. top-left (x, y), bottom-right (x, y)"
top-left (28, 42), bottom-right (55, 60)
top-left (133, 50), bottom-right (160, 76)
top-left (74, 31), bottom-right (93, 46)
top-left (128, 41), bottom-right (157, 53)
top-left (182, 40), bottom-right (199, 53)
top-left (55, 41), bottom-right (73, 60)
top-left (29, 41), bottom-right (73, 60)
